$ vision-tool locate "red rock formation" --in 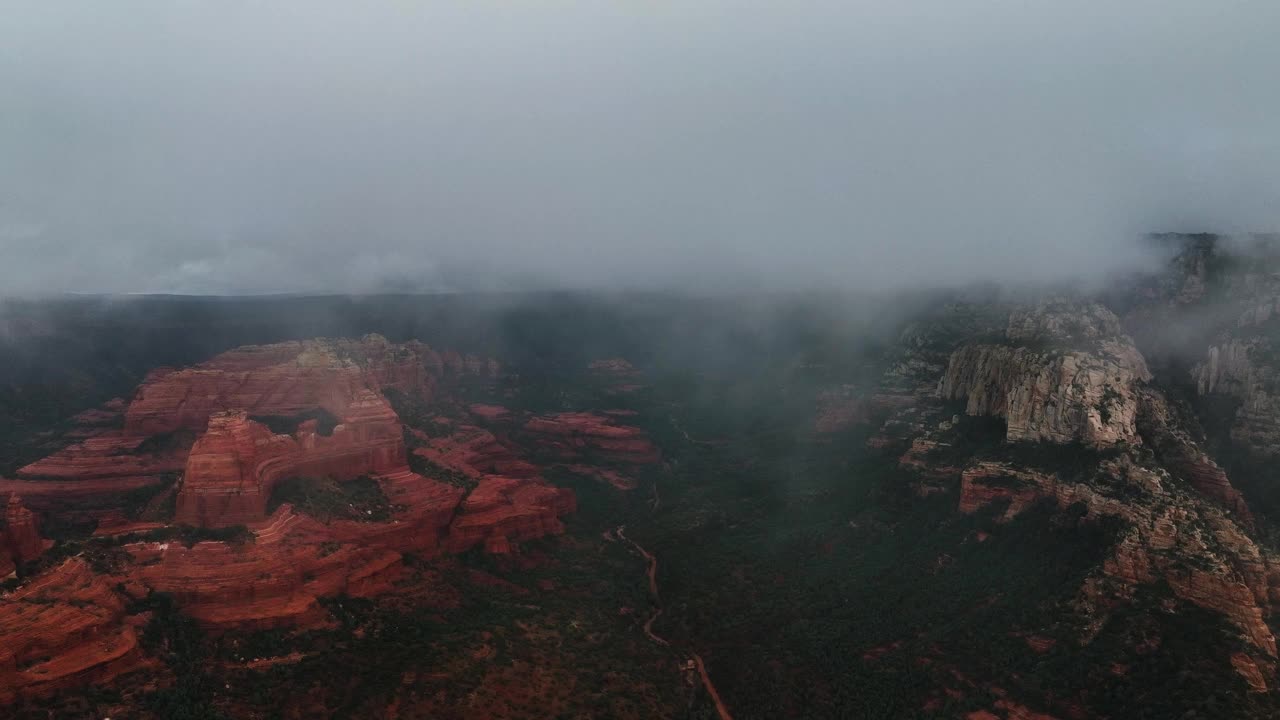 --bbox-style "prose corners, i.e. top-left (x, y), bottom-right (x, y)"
top-left (445, 476), bottom-right (576, 555)
top-left (70, 397), bottom-right (126, 425)
top-left (125, 511), bottom-right (405, 630)
top-left (0, 476), bottom-right (167, 514)
top-left (523, 412), bottom-right (660, 464)
top-left (0, 559), bottom-right (150, 703)
top-left (175, 394), bottom-right (407, 527)
top-left (992, 699), bottom-right (1060, 720)
top-left (413, 425), bottom-right (539, 479)
top-left (324, 470), bottom-right (465, 554)
top-left (123, 335), bottom-right (442, 436)
top-left (0, 335), bottom-right (587, 707)
top-left (10, 430), bottom-right (190, 523)
top-left (563, 465), bottom-right (638, 490)
top-left (1232, 652), bottom-right (1270, 693)
top-left (589, 358), bottom-right (638, 376)
top-left (18, 432), bottom-right (189, 481)
top-left (957, 466), bottom-right (1046, 520)
top-left (2, 494), bottom-right (47, 567)
top-left (588, 357), bottom-right (645, 393)
top-left (121, 451), bottom-right (570, 631)
top-left (469, 404), bottom-right (511, 421)
top-left (412, 423), bottom-right (578, 553)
